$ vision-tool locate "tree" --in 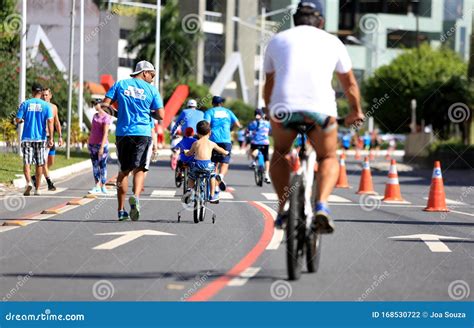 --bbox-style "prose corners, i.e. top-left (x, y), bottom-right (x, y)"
top-left (126, 0), bottom-right (201, 85)
top-left (363, 44), bottom-right (467, 134)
